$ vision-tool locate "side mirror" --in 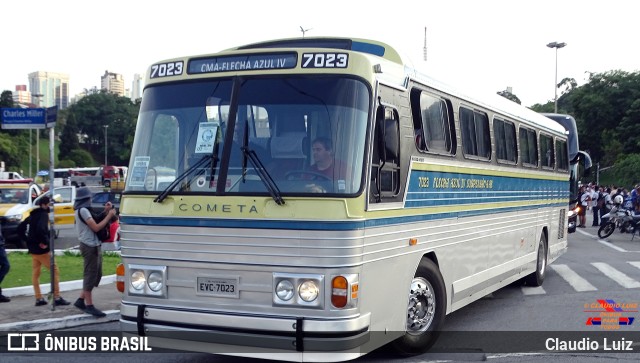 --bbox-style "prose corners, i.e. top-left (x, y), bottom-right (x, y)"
top-left (578, 150), bottom-right (592, 177)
